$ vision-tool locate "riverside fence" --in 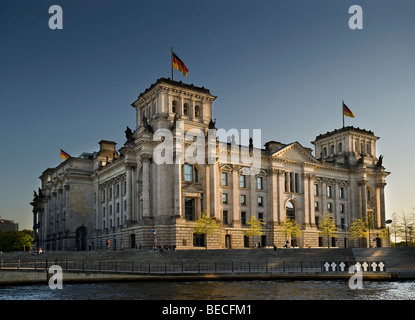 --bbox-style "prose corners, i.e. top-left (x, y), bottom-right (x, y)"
top-left (0, 258), bottom-right (386, 274)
